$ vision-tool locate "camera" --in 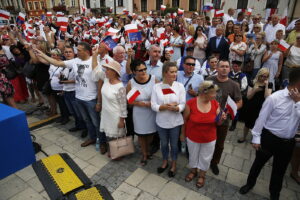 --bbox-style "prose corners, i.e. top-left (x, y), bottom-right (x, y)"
top-left (59, 74), bottom-right (68, 82)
